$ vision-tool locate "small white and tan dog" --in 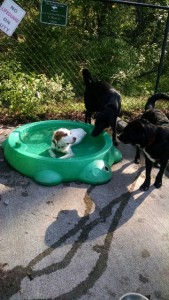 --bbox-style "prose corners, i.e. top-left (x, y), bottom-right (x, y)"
top-left (49, 128), bottom-right (87, 159)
